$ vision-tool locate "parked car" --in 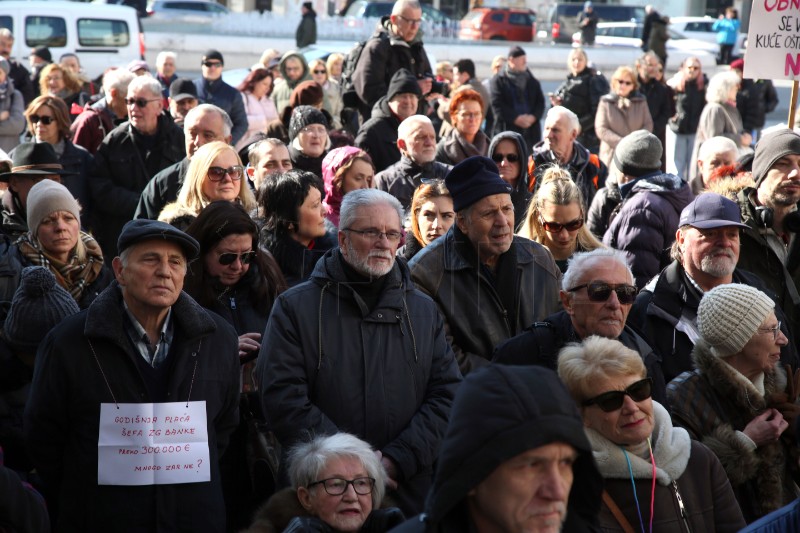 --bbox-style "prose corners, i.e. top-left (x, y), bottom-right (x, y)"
top-left (547, 2), bottom-right (645, 43)
top-left (341, 1), bottom-right (458, 37)
top-left (669, 16), bottom-right (747, 58)
top-left (146, 0), bottom-right (229, 23)
top-left (0, 0), bottom-right (143, 78)
top-left (459, 7), bottom-right (537, 42)
top-left (572, 22), bottom-right (718, 69)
